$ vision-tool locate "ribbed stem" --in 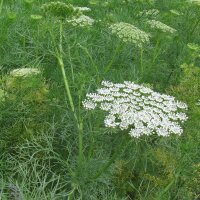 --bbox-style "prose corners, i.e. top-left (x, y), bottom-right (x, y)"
top-left (58, 56), bottom-right (75, 112)
top-left (58, 21), bottom-right (83, 164)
